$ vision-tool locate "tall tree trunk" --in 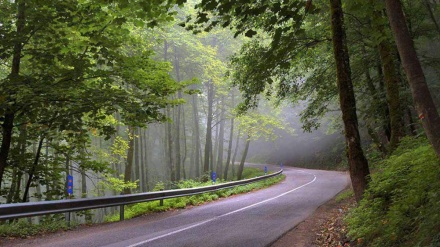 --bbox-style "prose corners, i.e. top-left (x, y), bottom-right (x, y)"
top-left (134, 128), bottom-right (140, 182)
top-left (362, 46), bottom-right (389, 155)
top-left (376, 59), bottom-right (392, 142)
top-left (7, 168), bottom-right (18, 203)
top-left (191, 93), bottom-right (201, 177)
top-left (385, 0), bottom-right (440, 157)
top-left (212, 99), bottom-right (220, 172)
top-left (7, 125), bottom-right (26, 203)
top-left (81, 172), bottom-right (87, 197)
top-left (330, 0), bottom-right (370, 202)
top-left (0, 0), bottom-right (26, 189)
top-left (224, 117), bottom-right (235, 180)
top-left (237, 136), bottom-right (250, 180)
top-left (216, 97), bottom-right (226, 179)
top-left (81, 168), bottom-right (92, 223)
top-left (231, 129), bottom-right (241, 179)
top-left (173, 45), bottom-right (182, 182)
top-left (406, 107), bottom-right (417, 136)
top-left (140, 128), bottom-right (147, 192)
top-left (166, 106), bottom-right (175, 182)
top-left (182, 106), bottom-right (187, 180)
top-left (123, 127), bottom-right (135, 195)
top-left (164, 40), bottom-right (175, 182)
top-left (23, 135), bottom-right (45, 202)
top-left (203, 81), bottom-right (214, 174)
top-left (175, 104), bottom-right (181, 181)
top-left (378, 41), bottom-right (404, 152)
top-left (371, 3), bottom-right (404, 152)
